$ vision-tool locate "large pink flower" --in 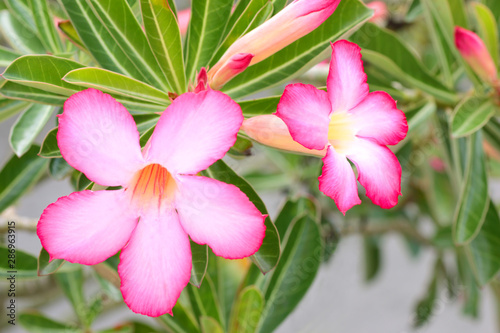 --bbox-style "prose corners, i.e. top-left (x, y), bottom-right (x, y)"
top-left (37, 88), bottom-right (266, 317)
top-left (275, 40), bottom-right (408, 214)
